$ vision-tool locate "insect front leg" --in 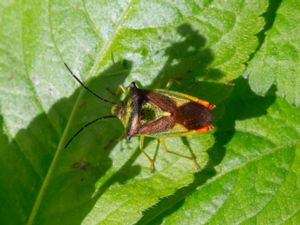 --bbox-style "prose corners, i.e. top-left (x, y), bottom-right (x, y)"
top-left (165, 79), bottom-right (179, 89)
top-left (139, 136), bottom-right (155, 173)
top-left (159, 138), bottom-right (200, 171)
top-left (107, 84), bottom-right (128, 97)
top-left (165, 78), bottom-right (197, 91)
top-left (117, 84), bottom-right (128, 95)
